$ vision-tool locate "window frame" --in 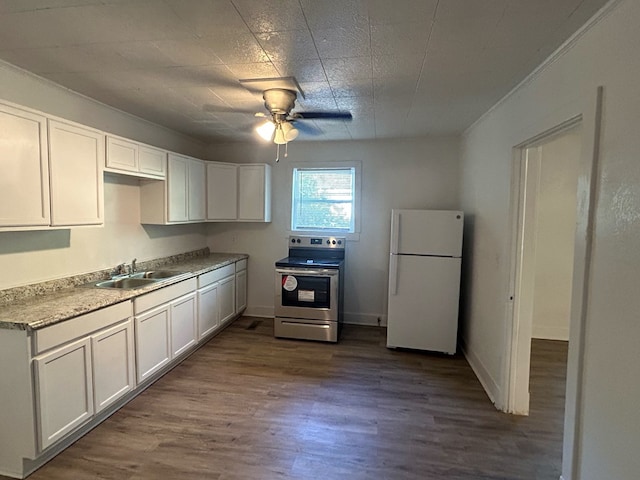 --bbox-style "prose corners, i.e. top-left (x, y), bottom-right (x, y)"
top-left (288, 161), bottom-right (361, 241)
